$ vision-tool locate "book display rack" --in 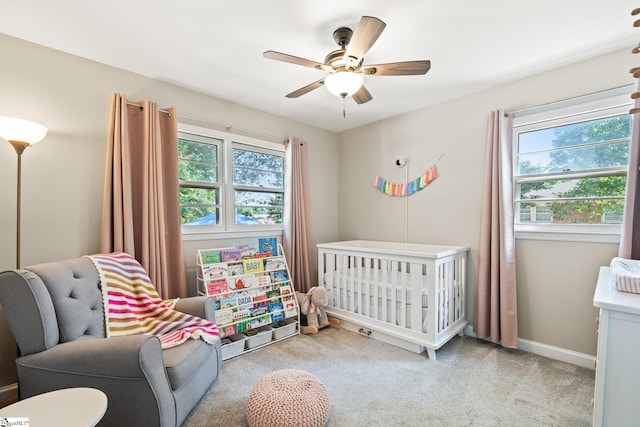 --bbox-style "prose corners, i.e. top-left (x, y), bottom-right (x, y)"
top-left (196, 239), bottom-right (299, 360)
